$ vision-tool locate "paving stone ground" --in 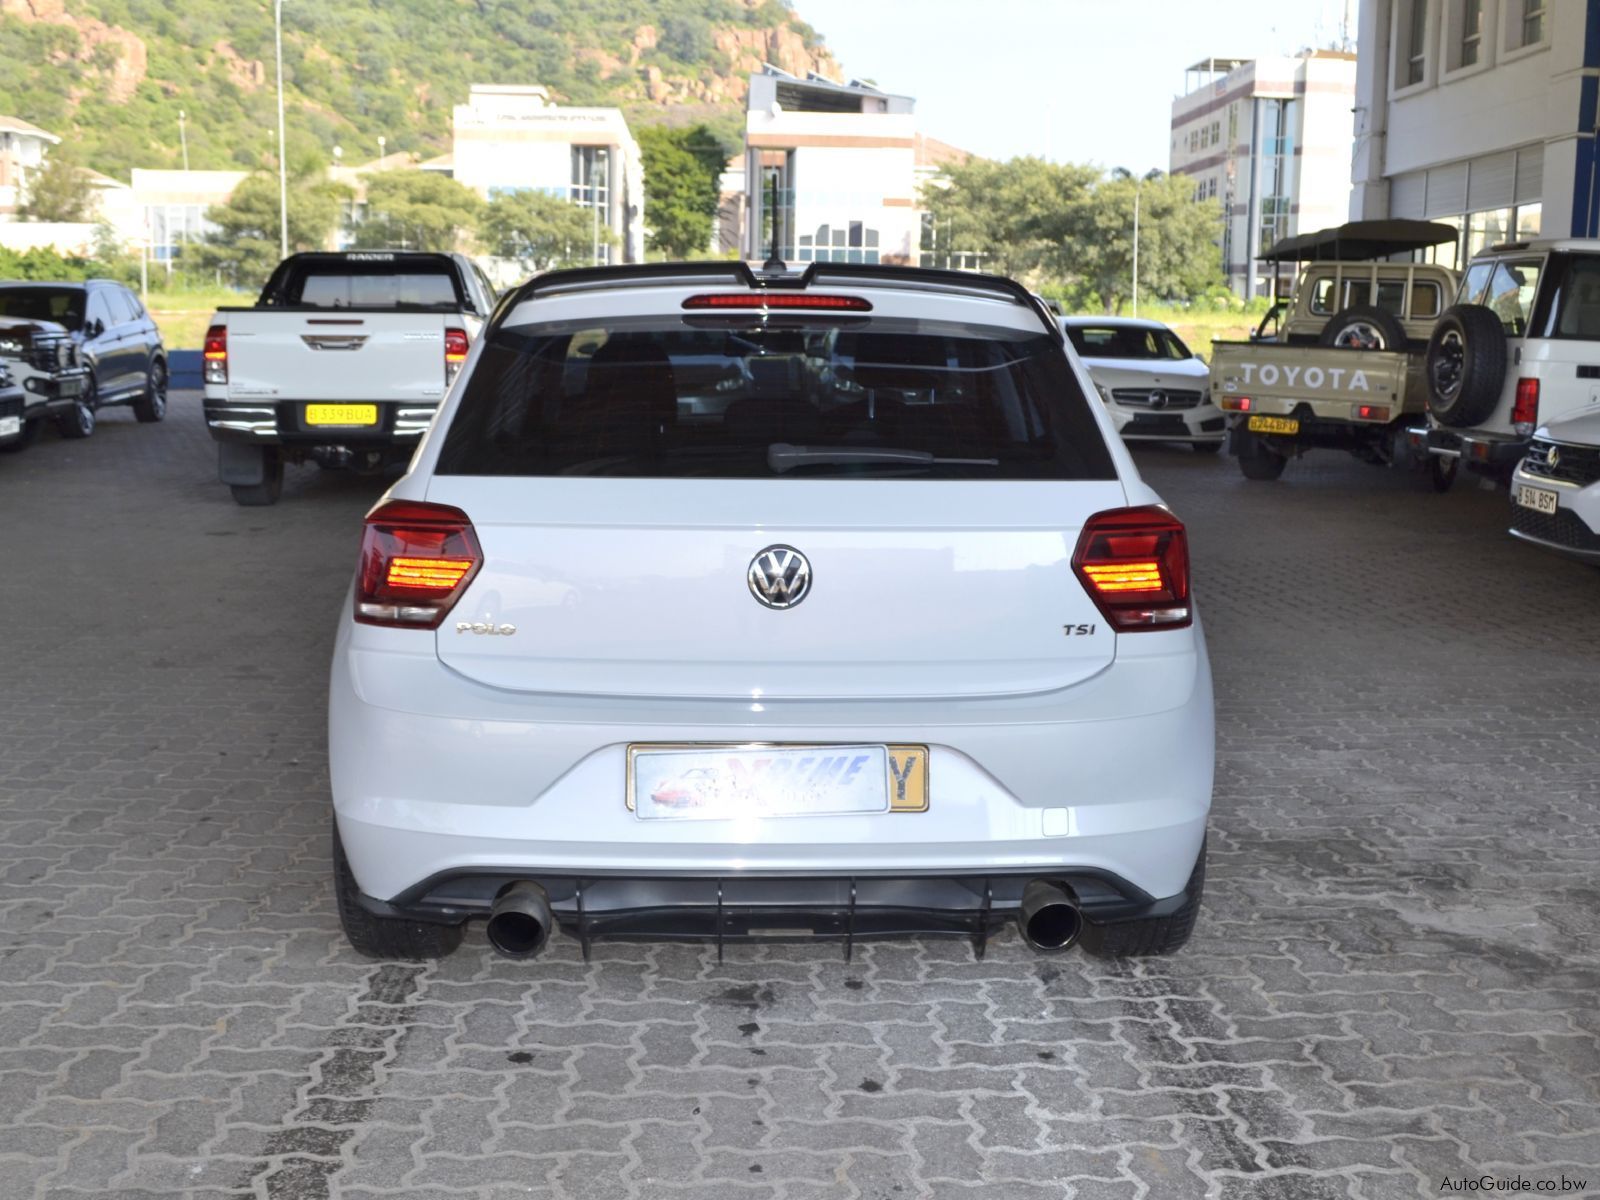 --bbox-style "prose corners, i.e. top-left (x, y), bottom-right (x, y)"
top-left (1, 393), bottom-right (1597, 1200)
